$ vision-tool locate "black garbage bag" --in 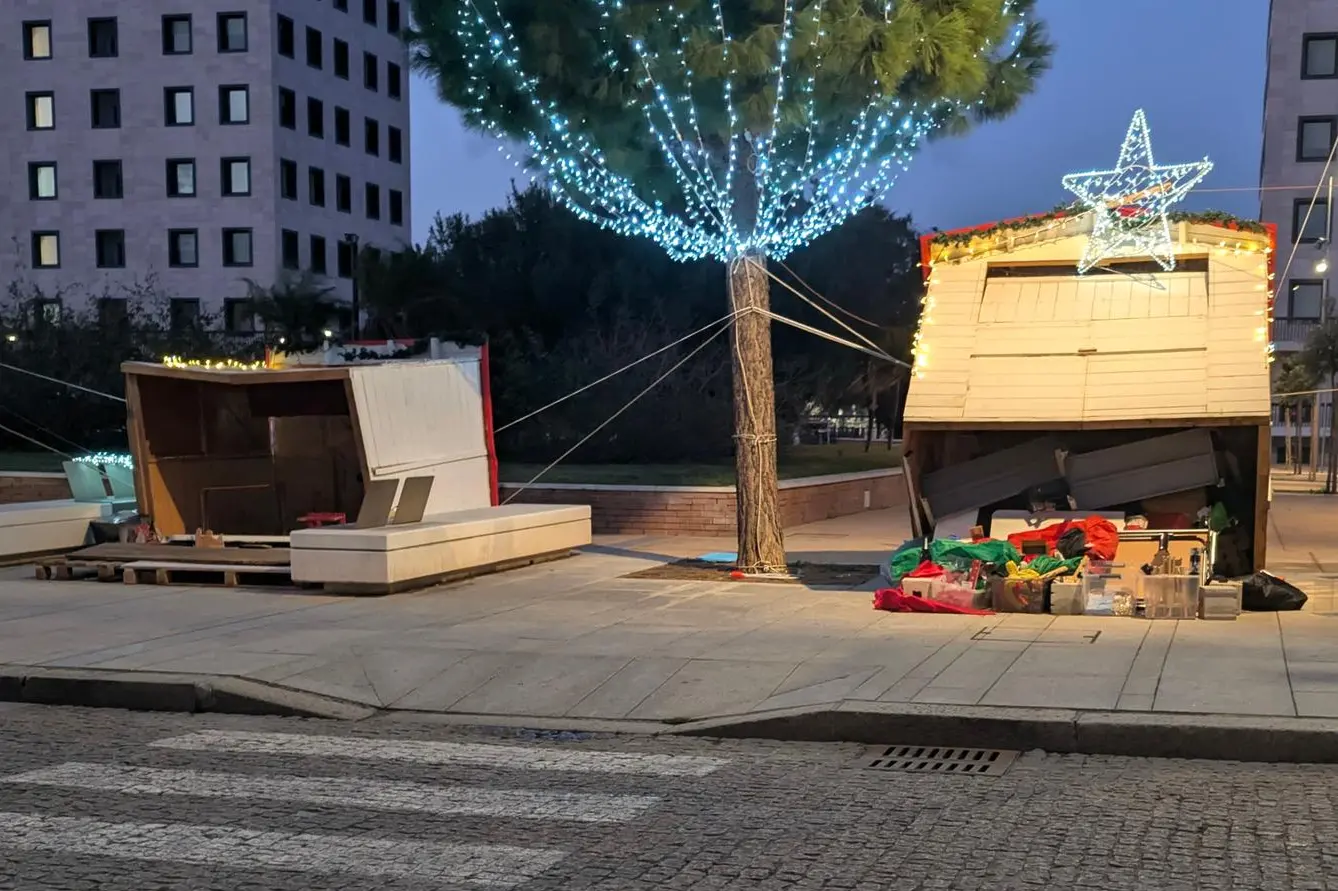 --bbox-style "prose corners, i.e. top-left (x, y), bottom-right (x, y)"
top-left (1056, 527), bottom-right (1087, 559)
top-left (1239, 571), bottom-right (1308, 612)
